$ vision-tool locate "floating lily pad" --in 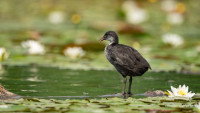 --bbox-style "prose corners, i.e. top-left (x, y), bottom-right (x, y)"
top-left (0, 97), bottom-right (199, 112)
